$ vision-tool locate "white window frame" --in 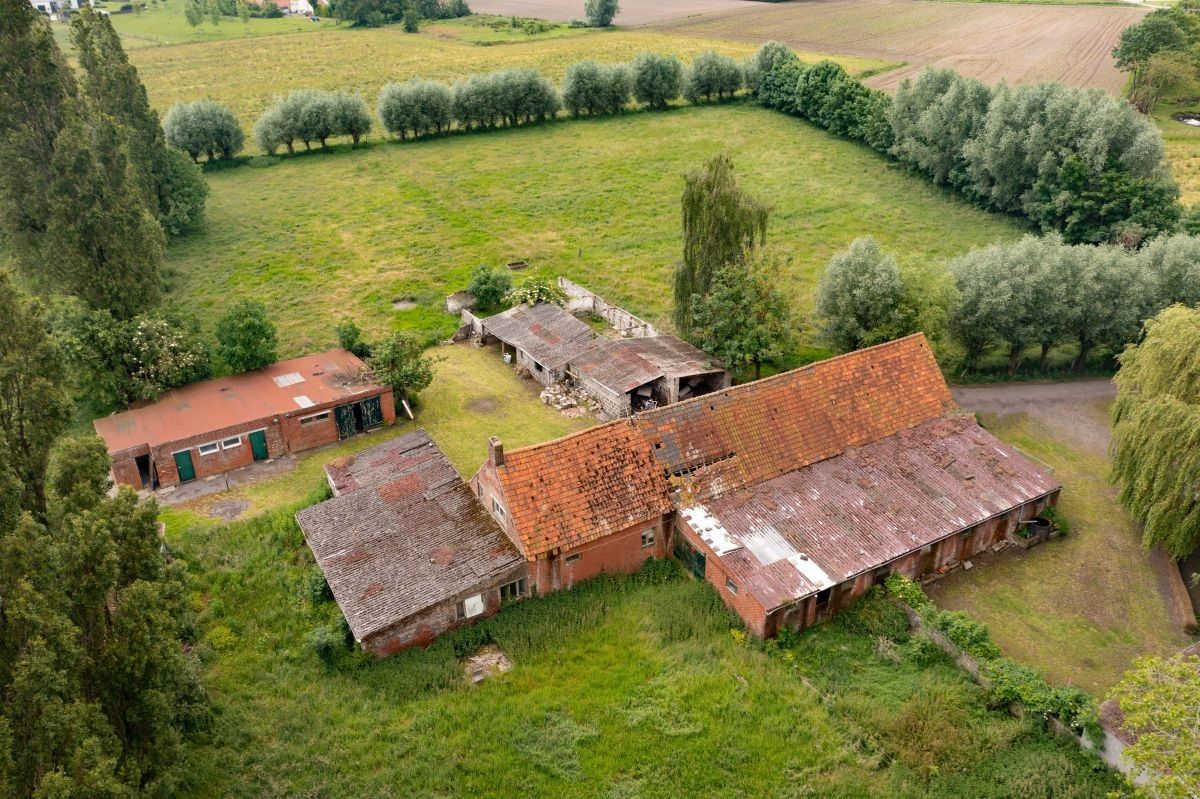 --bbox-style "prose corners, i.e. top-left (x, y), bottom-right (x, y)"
top-left (298, 410), bottom-right (331, 426)
top-left (197, 441), bottom-right (220, 456)
top-left (455, 593), bottom-right (485, 620)
top-left (491, 497), bottom-right (505, 520)
top-left (500, 577), bottom-right (528, 603)
top-left (641, 528), bottom-right (656, 548)
top-left (220, 435), bottom-right (242, 450)
top-left (726, 578), bottom-right (738, 595)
